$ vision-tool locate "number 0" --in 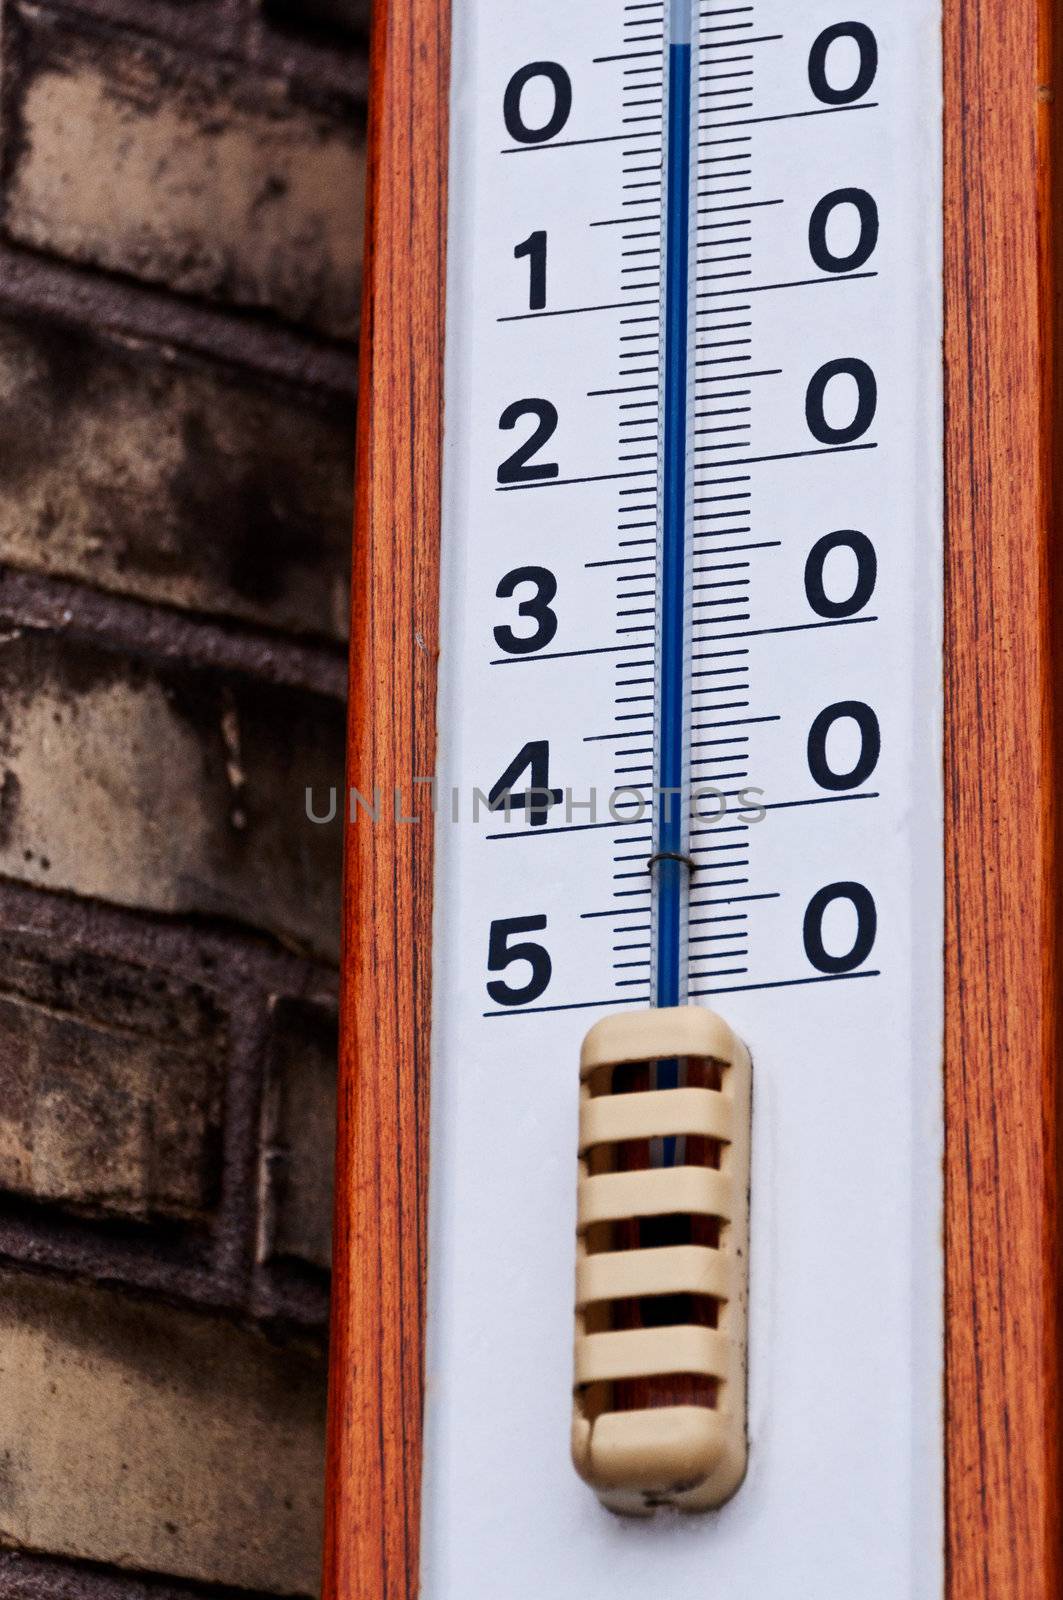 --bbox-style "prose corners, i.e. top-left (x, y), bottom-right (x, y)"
top-left (805, 358), bottom-right (877, 446)
top-left (809, 188), bottom-right (879, 274)
top-left (804, 530), bottom-right (877, 618)
top-left (504, 63), bottom-right (572, 145)
top-left (808, 23), bottom-right (878, 105)
top-left (807, 701), bottom-right (881, 791)
top-left (803, 882), bottom-right (877, 974)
